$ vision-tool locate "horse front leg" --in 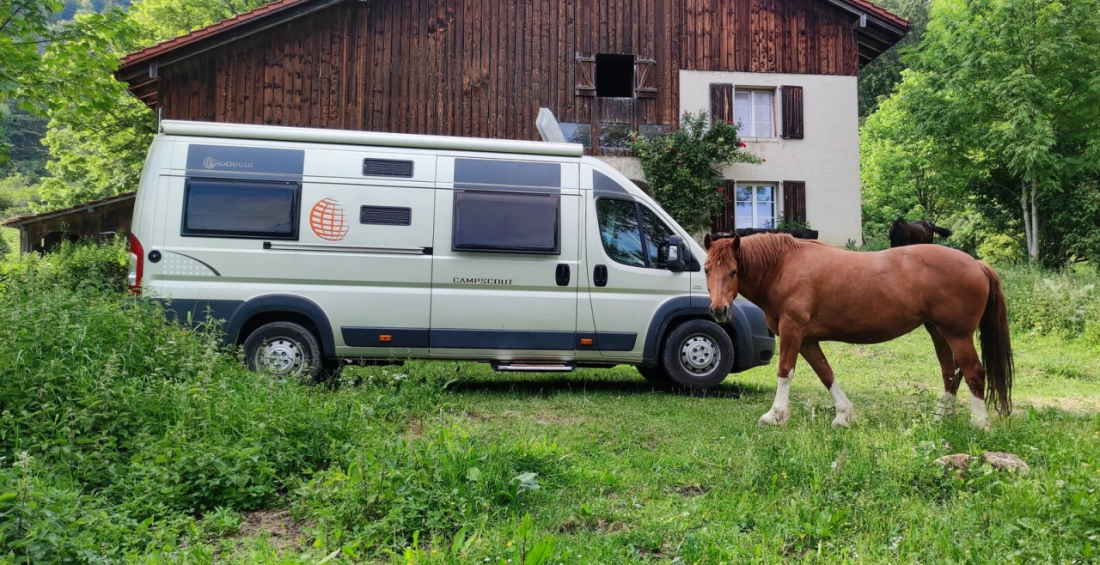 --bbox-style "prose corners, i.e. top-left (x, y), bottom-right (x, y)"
top-left (800, 342), bottom-right (855, 427)
top-left (758, 319), bottom-right (805, 426)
